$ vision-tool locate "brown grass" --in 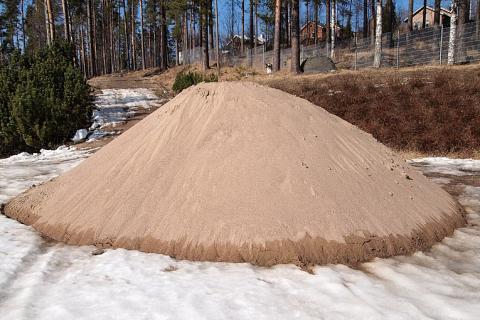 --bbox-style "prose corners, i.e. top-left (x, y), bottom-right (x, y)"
top-left (263, 65), bottom-right (480, 157)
